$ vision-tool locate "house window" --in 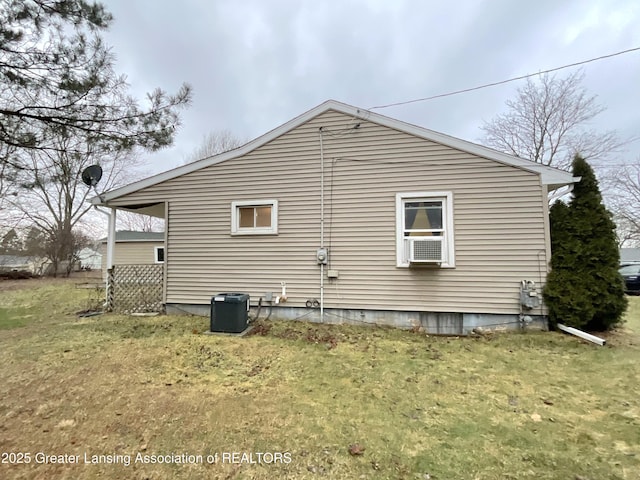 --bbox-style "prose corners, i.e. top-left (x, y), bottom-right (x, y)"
top-left (154, 246), bottom-right (165, 263)
top-left (231, 200), bottom-right (278, 235)
top-left (396, 192), bottom-right (455, 268)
